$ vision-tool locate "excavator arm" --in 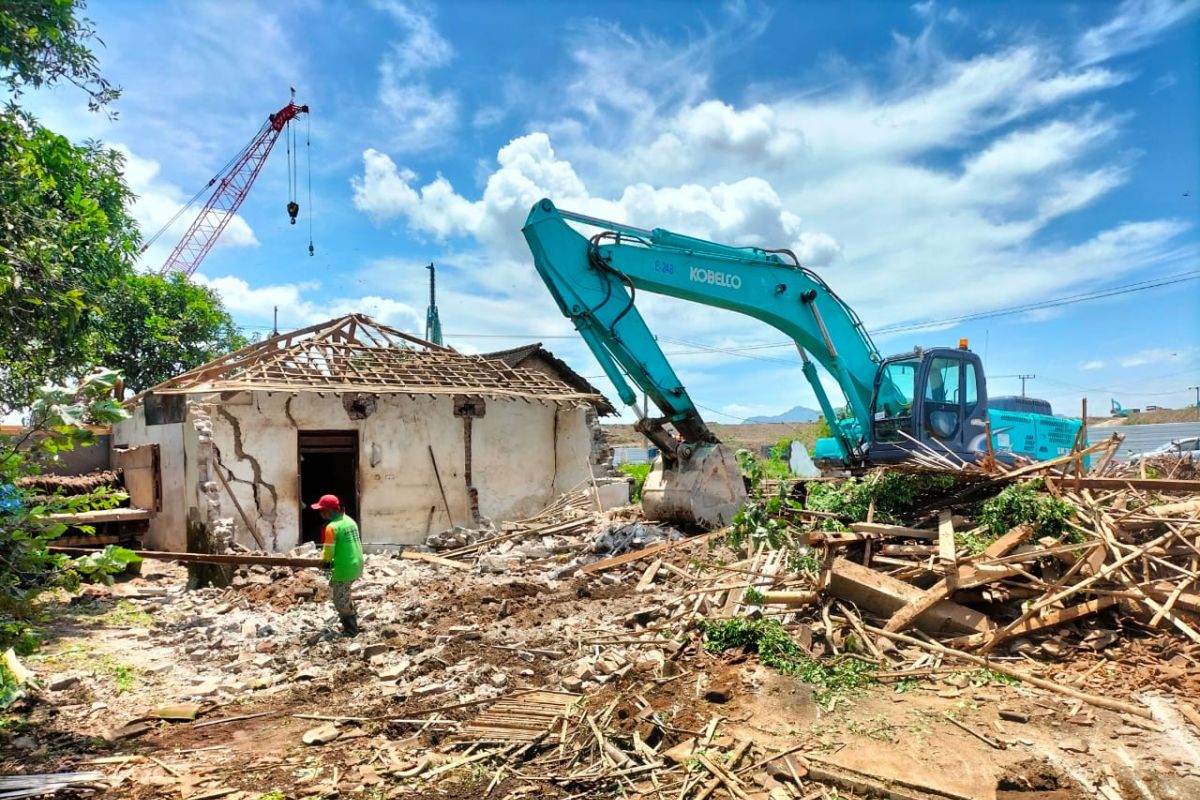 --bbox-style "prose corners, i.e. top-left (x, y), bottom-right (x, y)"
top-left (522, 198), bottom-right (887, 462)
